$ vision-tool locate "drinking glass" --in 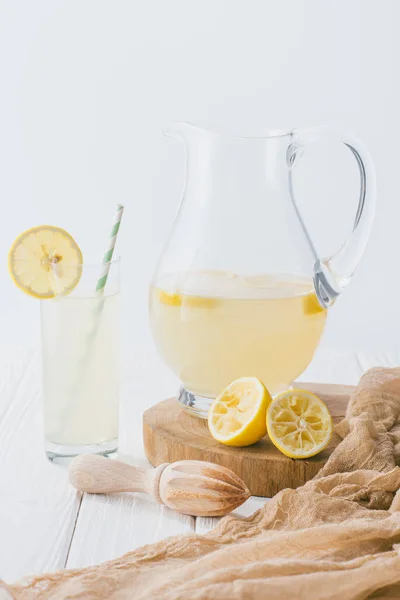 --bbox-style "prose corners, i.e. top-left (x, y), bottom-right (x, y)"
top-left (41, 259), bottom-right (120, 461)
